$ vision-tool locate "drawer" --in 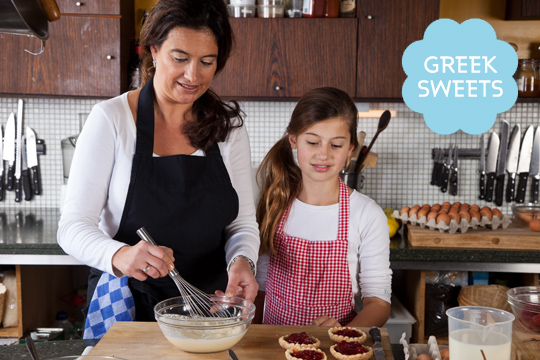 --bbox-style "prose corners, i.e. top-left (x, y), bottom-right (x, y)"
top-left (56, 0), bottom-right (120, 15)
